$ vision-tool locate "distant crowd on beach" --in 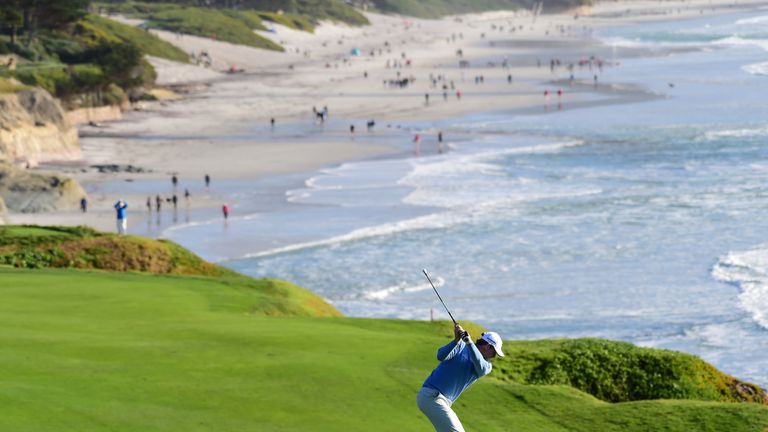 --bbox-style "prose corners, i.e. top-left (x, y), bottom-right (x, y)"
top-left (98, 173), bottom-right (235, 235)
top-left (101, 16), bottom-right (631, 236)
